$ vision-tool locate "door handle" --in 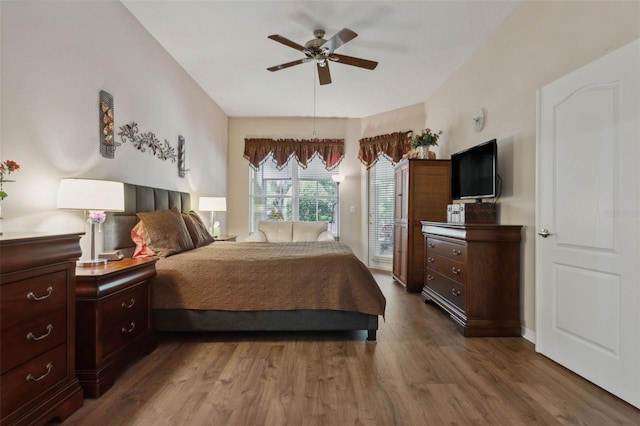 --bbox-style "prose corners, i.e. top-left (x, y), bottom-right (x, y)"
top-left (538, 228), bottom-right (551, 238)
